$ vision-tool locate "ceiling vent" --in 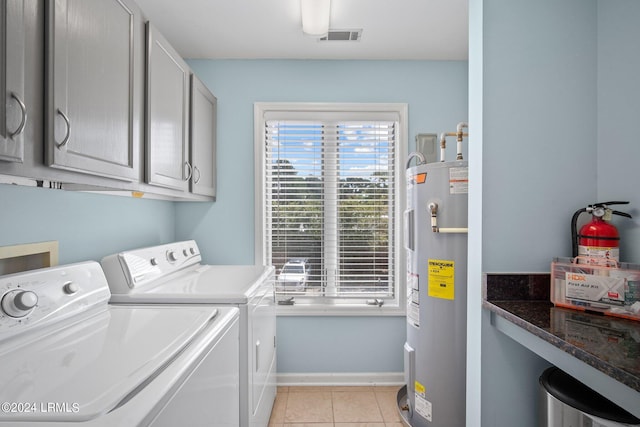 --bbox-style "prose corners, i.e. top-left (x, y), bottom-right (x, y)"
top-left (319, 29), bottom-right (362, 42)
